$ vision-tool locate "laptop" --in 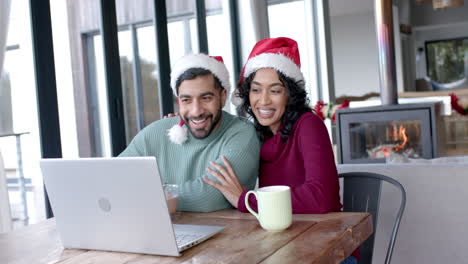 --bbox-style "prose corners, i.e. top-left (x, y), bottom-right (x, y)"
top-left (40, 157), bottom-right (224, 256)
